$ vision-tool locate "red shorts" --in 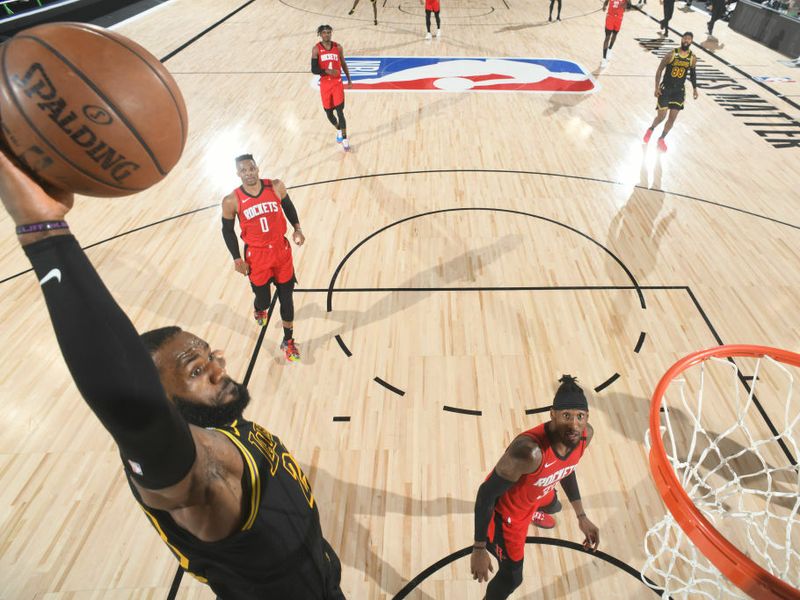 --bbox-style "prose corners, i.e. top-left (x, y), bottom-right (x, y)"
top-left (486, 489), bottom-right (554, 562)
top-left (426, 0), bottom-right (440, 10)
top-left (605, 14), bottom-right (623, 31)
top-left (320, 78), bottom-right (344, 110)
top-left (245, 237), bottom-right (294, 286)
